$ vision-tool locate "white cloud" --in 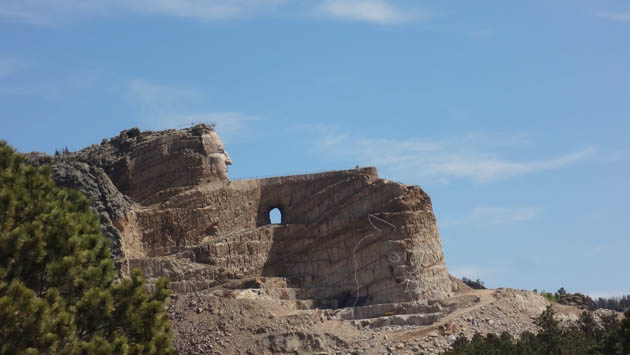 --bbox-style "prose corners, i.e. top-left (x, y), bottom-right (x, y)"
top-left (440, 206), bottom-right (540, 229)
top-left (0, 0), bottom-right (429, 26)
top-left (312, 128), bottom-right (596, 183)
top-left (317, 0), bottom-right (419, 24)
top-left (596, 11), bottom-right (630, 22)
top-left (0, 0), bottom-right (286, 25)
top-left (128, 79), bottom-right (258, 139)
top-left (314, 127), bottom-right (596, 183)
top-left (124, 0), bottom-right (287, 21)
top-left (472, 207), bottom-right (541, 225)
top-left (430, 147), bottom-right (596, 183)
top-left (157, 112), bottom-right (260, 136)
